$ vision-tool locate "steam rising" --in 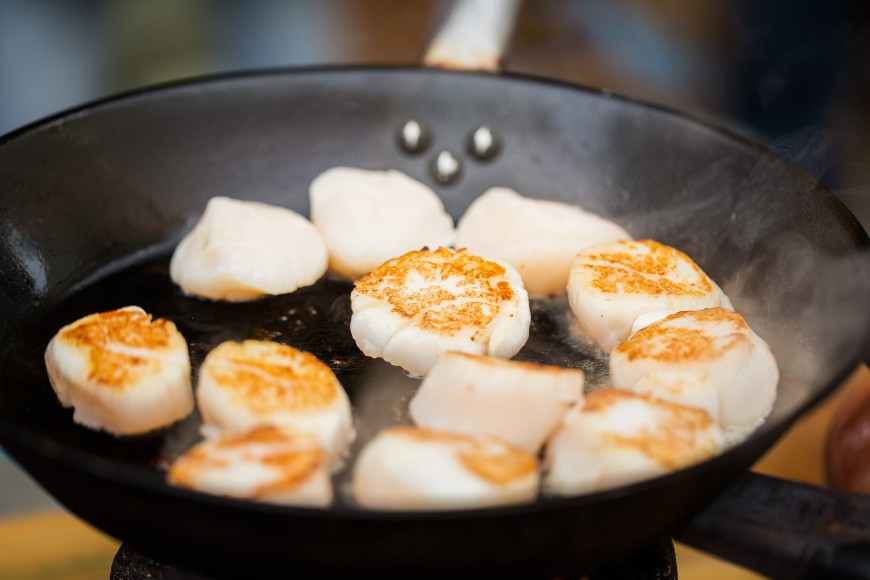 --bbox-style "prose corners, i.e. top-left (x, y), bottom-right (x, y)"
top-left (724, 242), bottom-right (870, 422)
top-left (601, 133), bottom-right (870, 428)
